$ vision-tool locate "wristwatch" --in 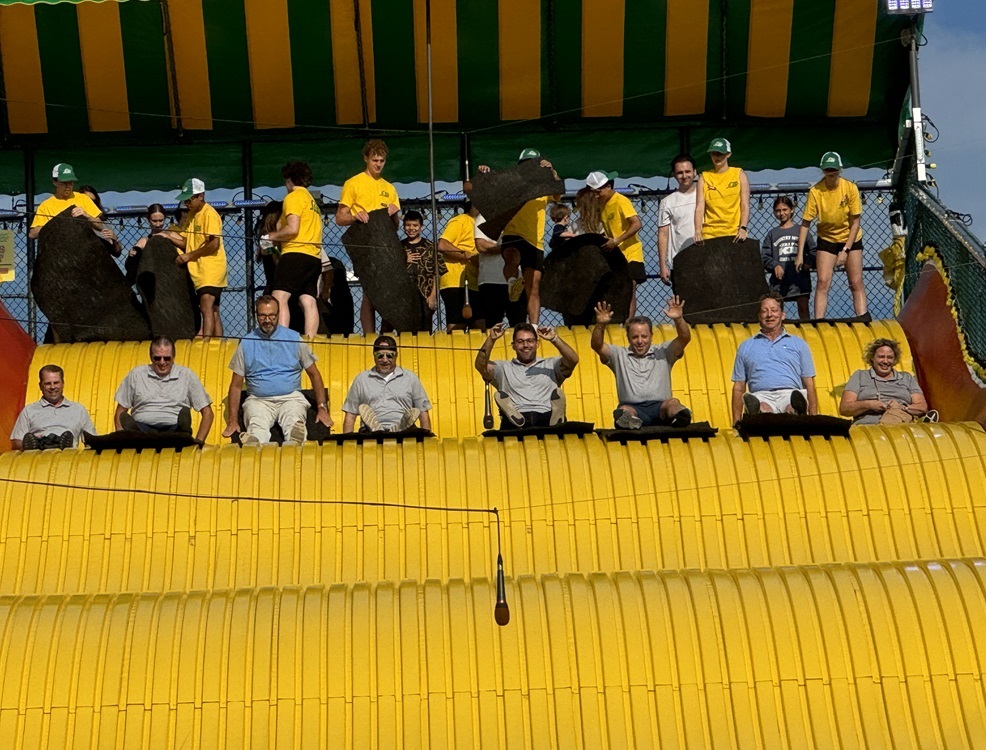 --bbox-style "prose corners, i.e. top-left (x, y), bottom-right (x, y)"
top-left (317, 402), bottom-right (327, 409)
top-left (738, 225), bottom-right (748, 231)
